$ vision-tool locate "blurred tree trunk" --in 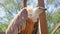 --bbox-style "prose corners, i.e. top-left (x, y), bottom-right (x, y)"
top-left (38, 0), bottom-right (48, 34)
